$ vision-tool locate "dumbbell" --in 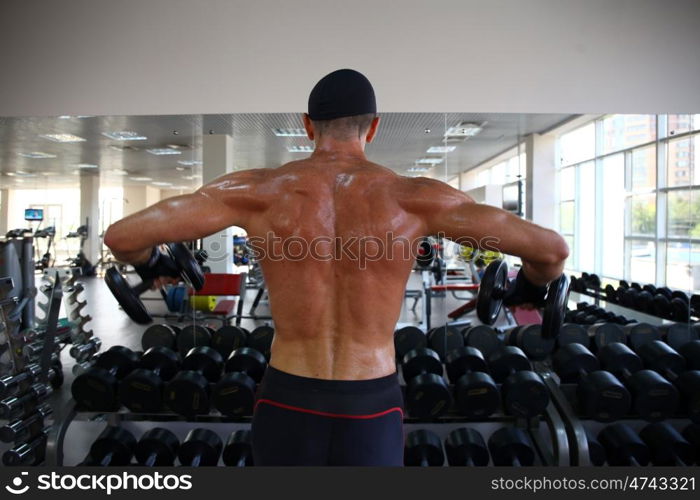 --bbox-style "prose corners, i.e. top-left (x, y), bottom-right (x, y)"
top-left (142, 324), bottom-right (181, 351)
top-left (70, 337), bottom-right (102, 362)
top-left (553, 344), bottom-right (630, 421)
top-left (247, 325), bottom-right (275, 360)
top-left (401, 348), bottom-right (452, 418)
top-left (557, 323), bottom-right (589, 349)
top-left (444, 427), bottom-right (489, 466)
top-left (119, 346), bottom-right (181, 413)
top-left (623, 323), bottom-right (661, 351)
top-left (487, 346), bottom-right (550, 417)
top-left (670, 292), bottom-right (691, 322)
top-left (585, 429), bottom-right (606, 466)
top-left (80, 426), bottom-right (137, 466)
top-left (598, 423), bottom-right (650, 466)
top-left (639, 422), bottom-right (695, 466)
top-left (404, 429), bottom-right (444, 466)
top-left (661, 323), bottom-right (699, 351)
top-left (223, 430), bottom-right (254, 467)
top-left (0, 360), bottom-right (63, 398)
top-left (177, 428), bottom-right (223, 466)
top-left (637, 340), bottom-right (700, 422)
top-left (445, 347), bottom-right (499, 418)
top-left (427, 325), bottom-right (464, 360)
top-left (177, 324), bottom-right (213, 354)
top-left (104, 243), bottom-right (206, 324)
top-left (2, 426), bottom-right (50, 466)
top-left (462, 325), bottom-right (503, 359)
top-left (683, 423), bottom-right (700, 464)
top-left (211, 325), bottom-right (248, 359)
top-left (0, 403), bottom-right (52, 443)
top-left (506, 324), bottom-right (555, 361)
top-left (487, 427), bottom-right (535, 466)
top-left (588, 323), bottom-right (625, 352)
top-left (71, 345), bottom-right (139, 411)
top-left (165, 346), bottom-right (223, 416)
top-left (598, 342), bottom-right (678, 421)
top-left (213, 347), bottom-right (267, 416)
top-left (394, 326), bottom-right (427, 361)
top-left (0, 383), bottom-right (53, 420)
top-left (134, 428), bottom-right (180, 466)
top-left (679, 340), bottom-right (700, 370)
